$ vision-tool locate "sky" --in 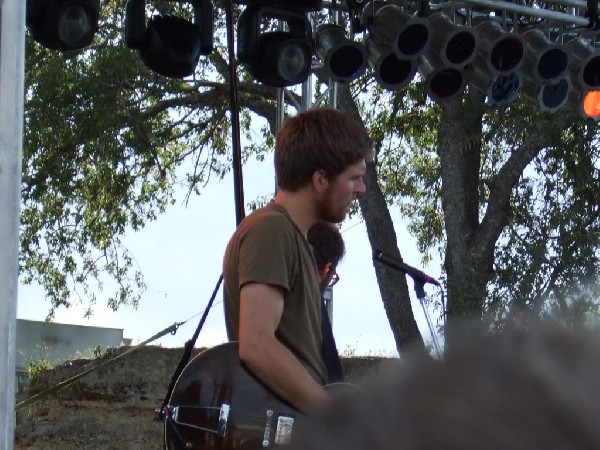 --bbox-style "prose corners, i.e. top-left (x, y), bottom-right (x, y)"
top-left (17, 154), bottom-right (443, 358)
